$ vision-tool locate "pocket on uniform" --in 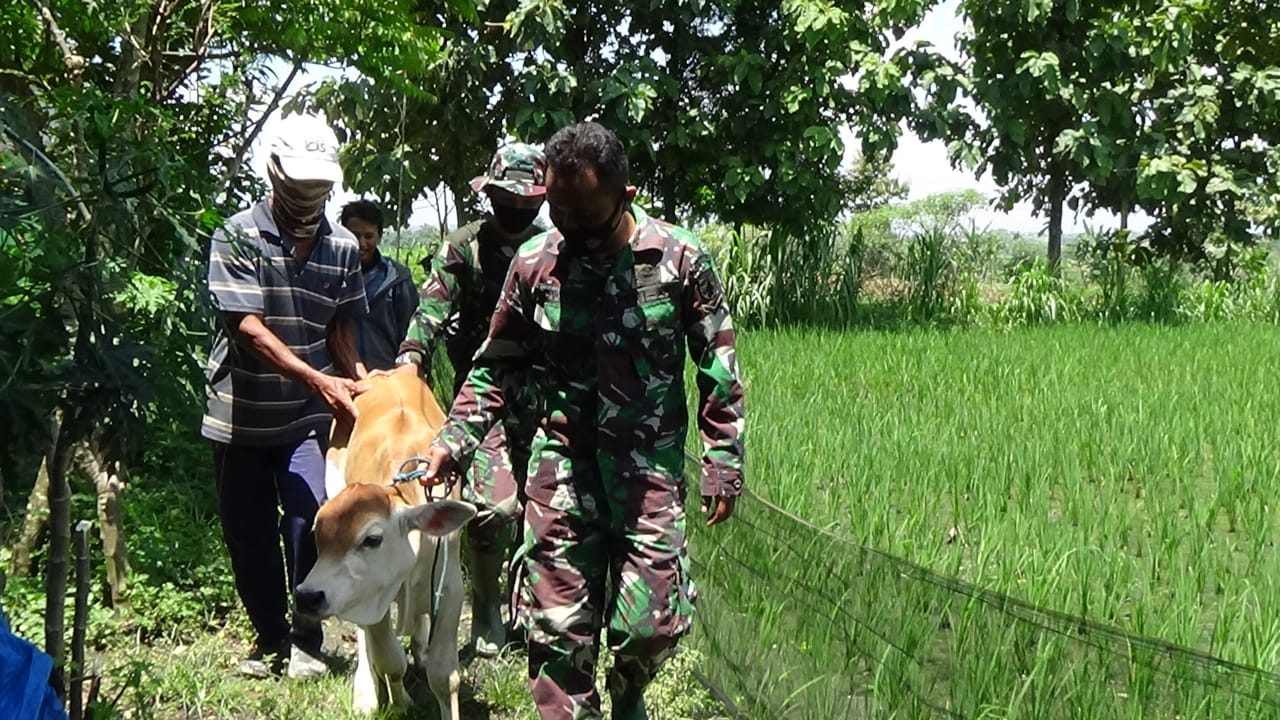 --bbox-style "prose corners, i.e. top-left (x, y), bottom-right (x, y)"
top-left (635, 282), bottom-right (683, 372)
top-left (532, 283), bottom-right (564, 332)
top-left (534, 283), bottom-right (596, 341)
